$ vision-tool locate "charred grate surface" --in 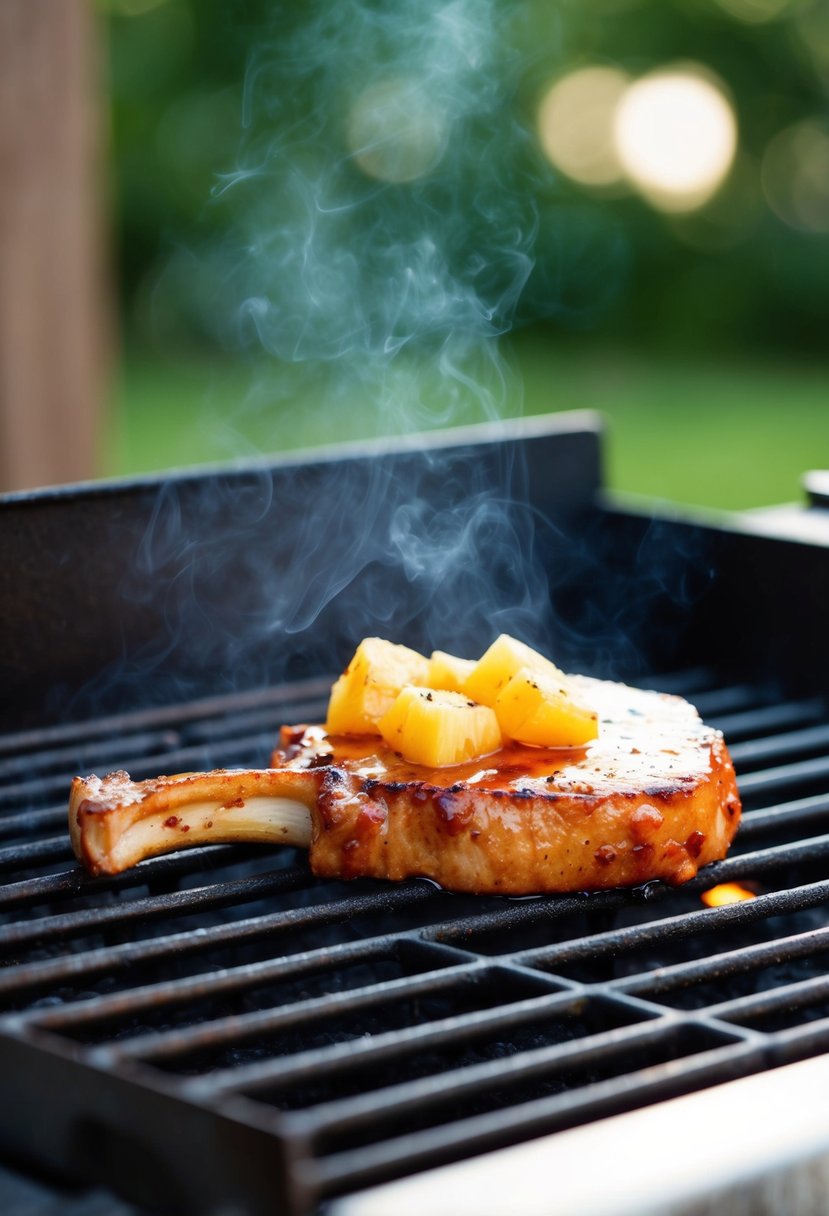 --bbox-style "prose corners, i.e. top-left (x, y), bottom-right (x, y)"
top-left (1, 672), bottom-right (829, 1215)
